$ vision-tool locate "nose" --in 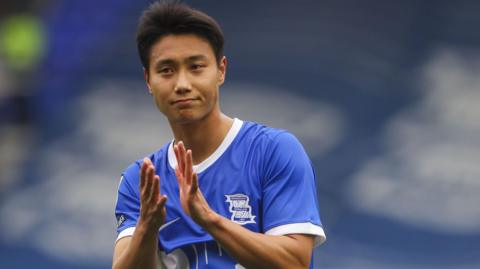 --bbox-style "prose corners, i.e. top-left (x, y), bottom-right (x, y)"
top-left (174, 70), bottom-right (192, 94)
